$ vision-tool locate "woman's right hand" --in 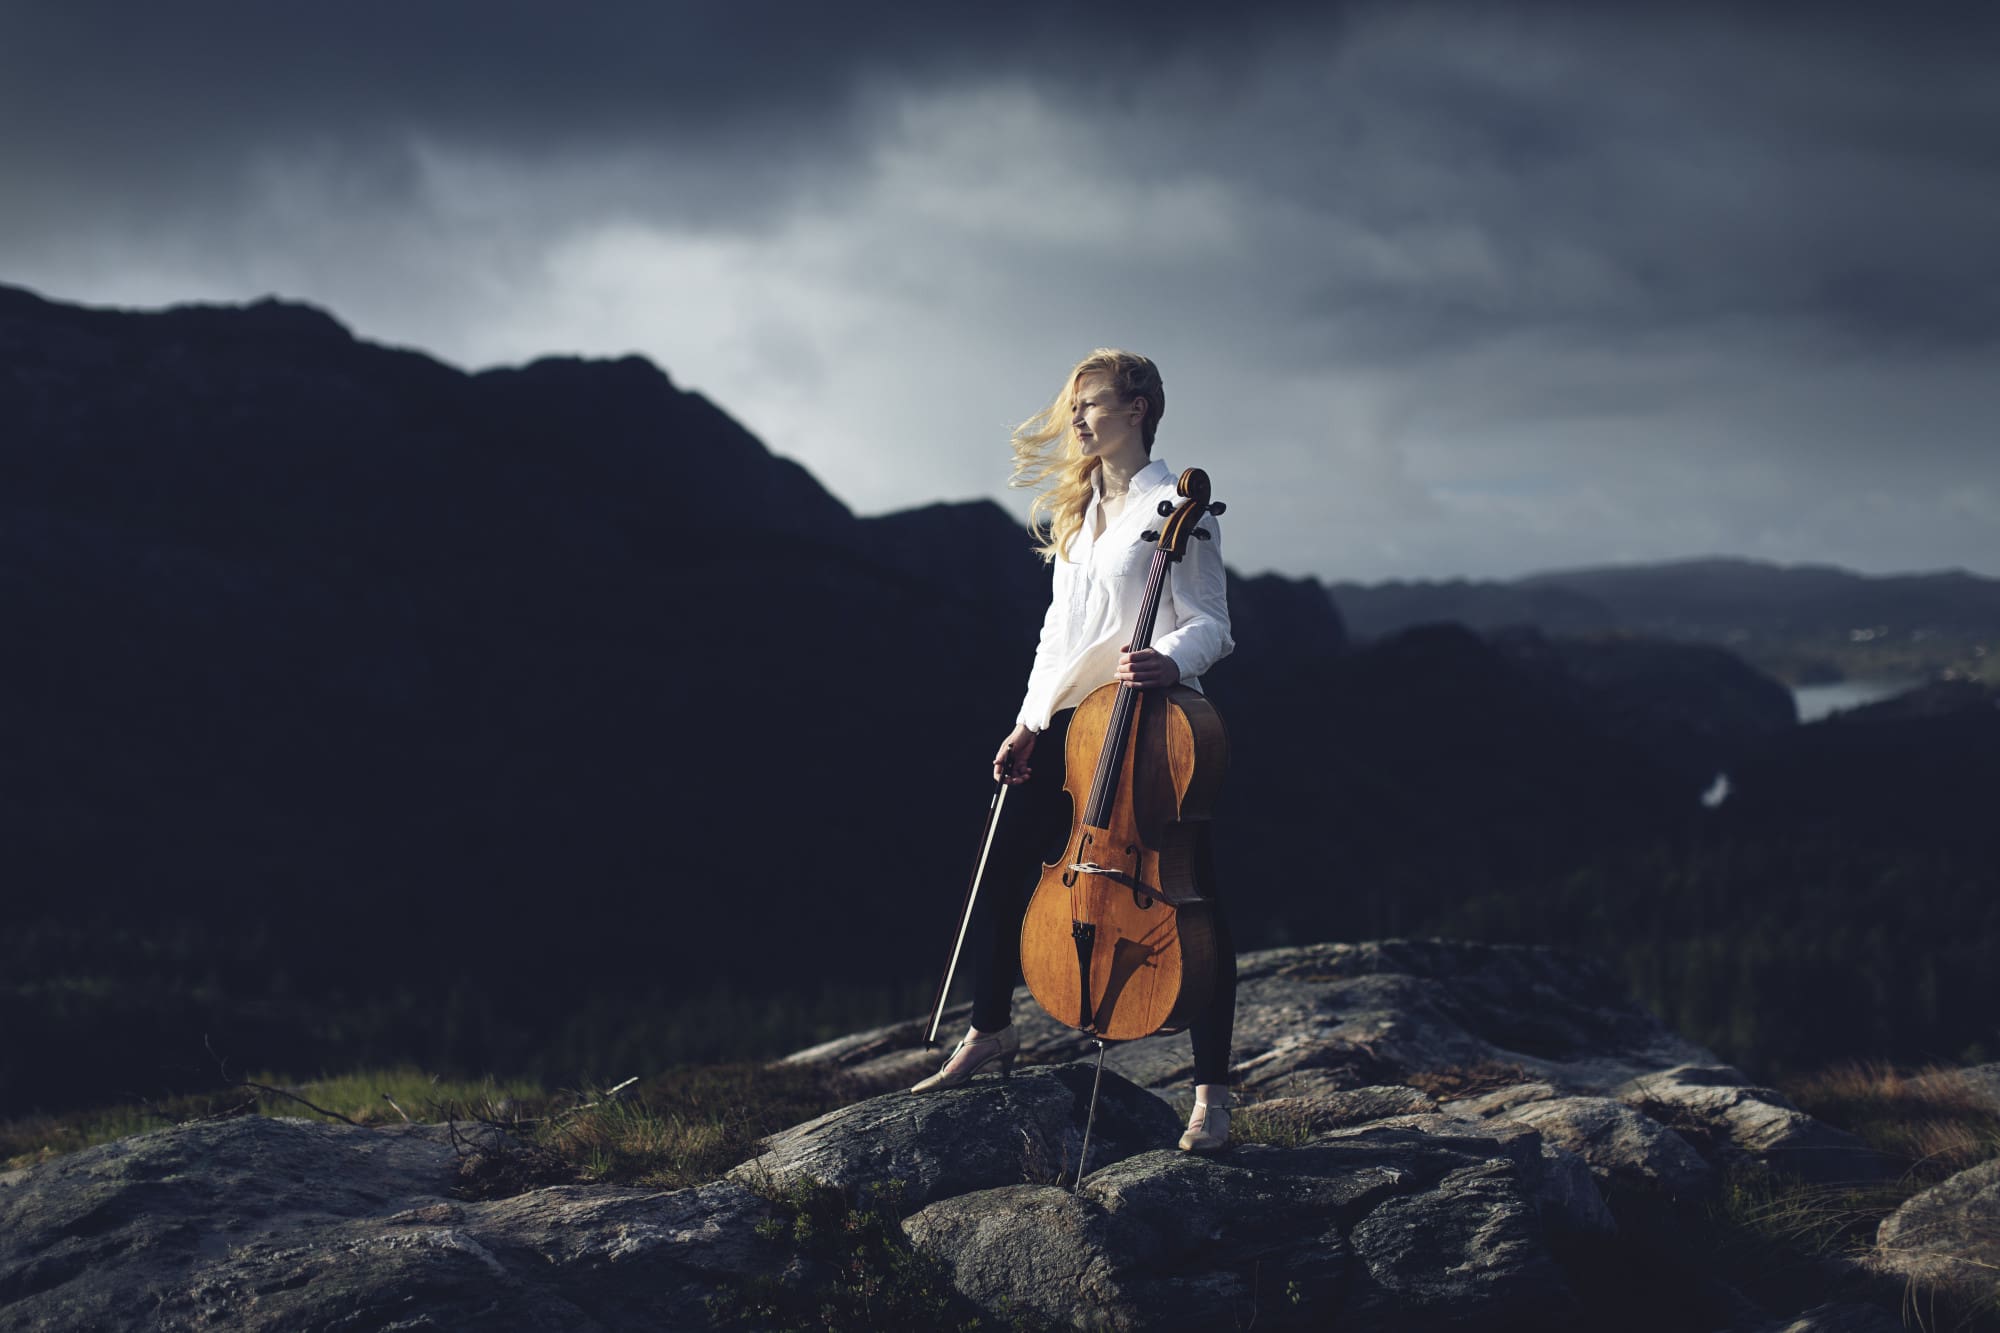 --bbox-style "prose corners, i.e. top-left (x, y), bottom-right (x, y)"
top-left (993, 724), bottom-right (1039, 784)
